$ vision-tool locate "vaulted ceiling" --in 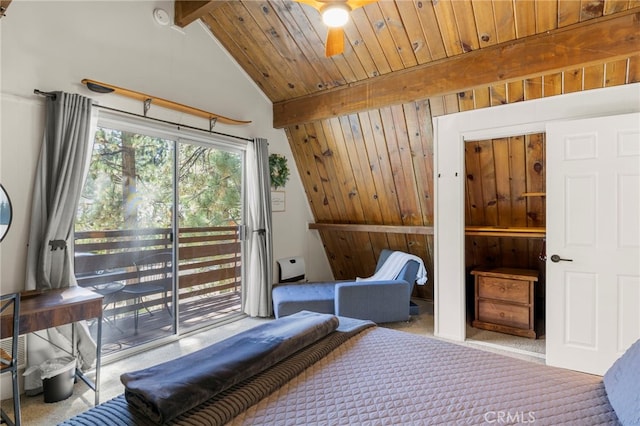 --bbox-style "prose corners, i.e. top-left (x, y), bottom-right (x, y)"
top-left (178, 0), bottom-right (639, 122)
top-left (176, 1), bottom-right (639, 287)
